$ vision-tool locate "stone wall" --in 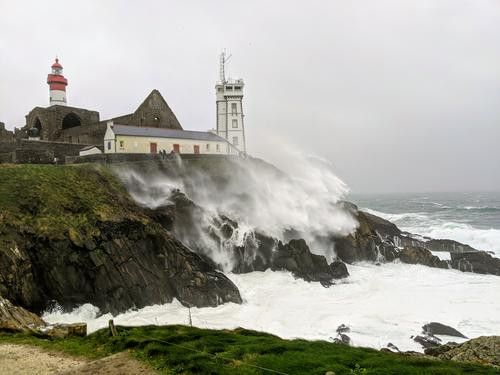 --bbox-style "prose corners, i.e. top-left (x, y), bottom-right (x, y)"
top-left (12, 140), bottom-right (93, 164)
top-left (66, 152), bottom-right (236, 165)
top-left (24, 106), bottom-right (100, 142)
top-left (0, 122), bottom-right (14, 141)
